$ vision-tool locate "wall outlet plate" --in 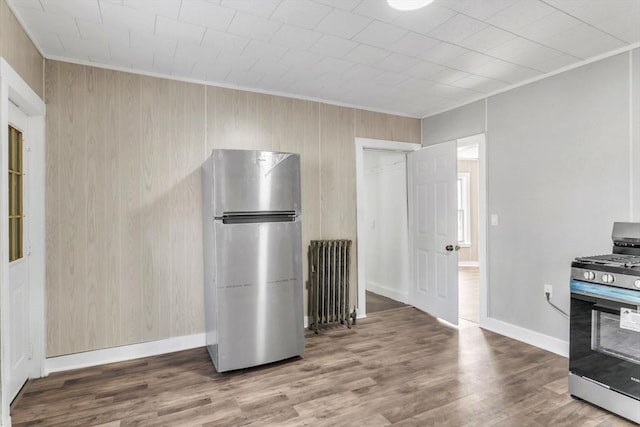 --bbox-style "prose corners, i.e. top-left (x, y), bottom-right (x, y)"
top-left (544, 284), bottom-right (553, 298)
